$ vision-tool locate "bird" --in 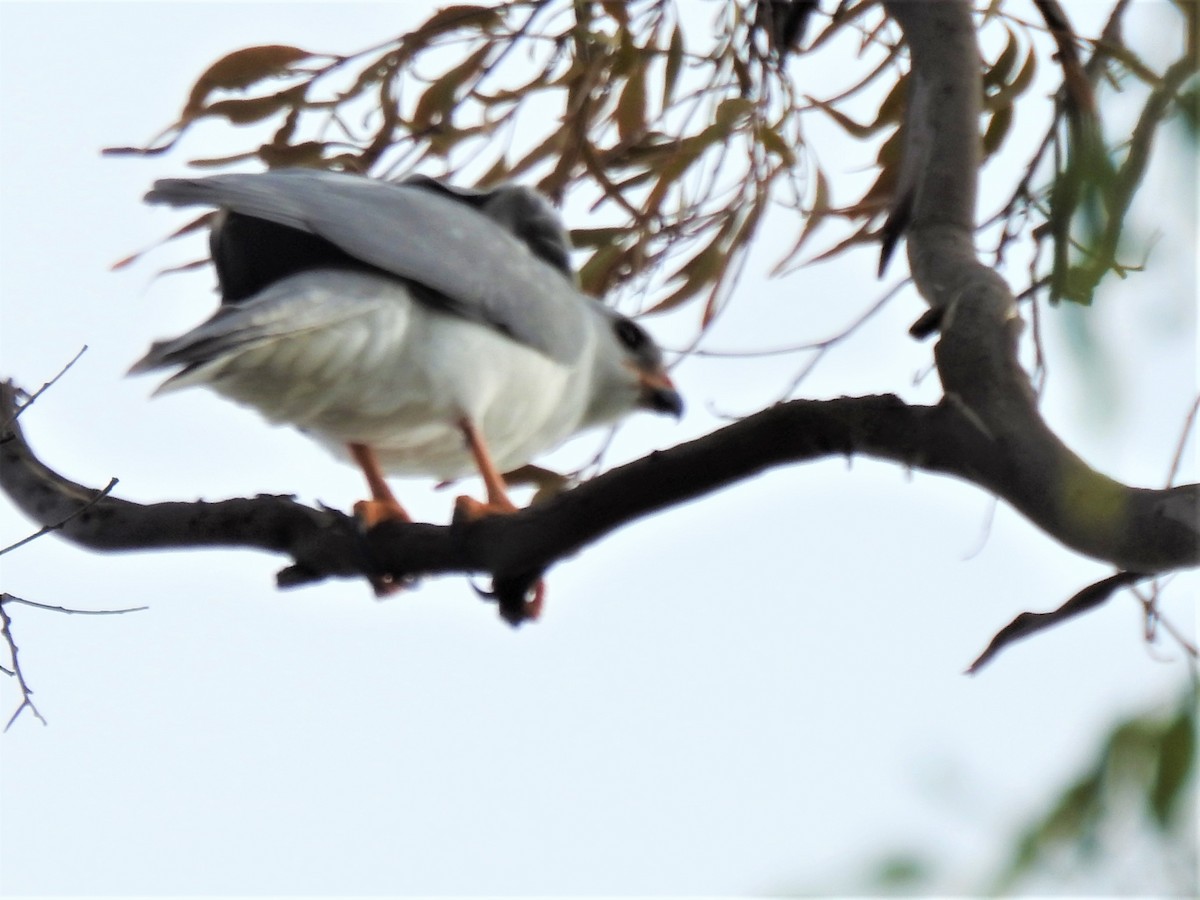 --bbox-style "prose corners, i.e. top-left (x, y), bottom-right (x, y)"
top-left (129, 169), bottom-right (683, 616)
